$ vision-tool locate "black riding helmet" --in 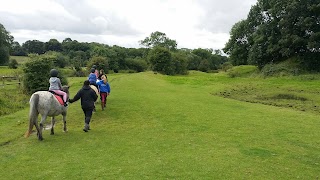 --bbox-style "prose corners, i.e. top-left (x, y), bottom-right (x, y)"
top-left (92, 65), bottom-right (97, 69)
top-left (50, 69), bottom-right (59, 77)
